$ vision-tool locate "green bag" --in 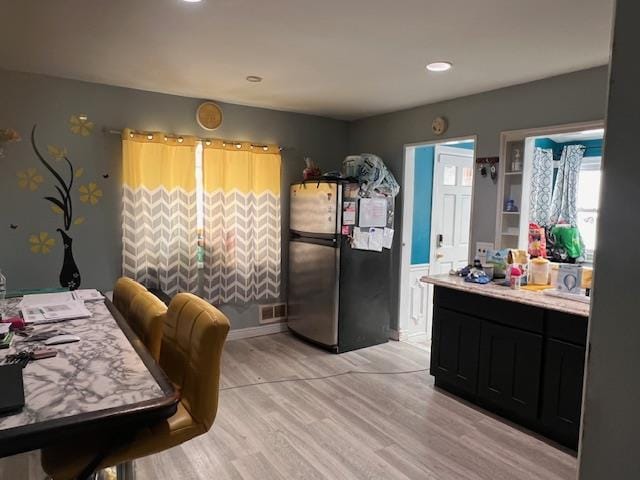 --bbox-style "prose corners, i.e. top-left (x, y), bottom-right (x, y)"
top-left (550, 226), bottom-right (584, 259)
